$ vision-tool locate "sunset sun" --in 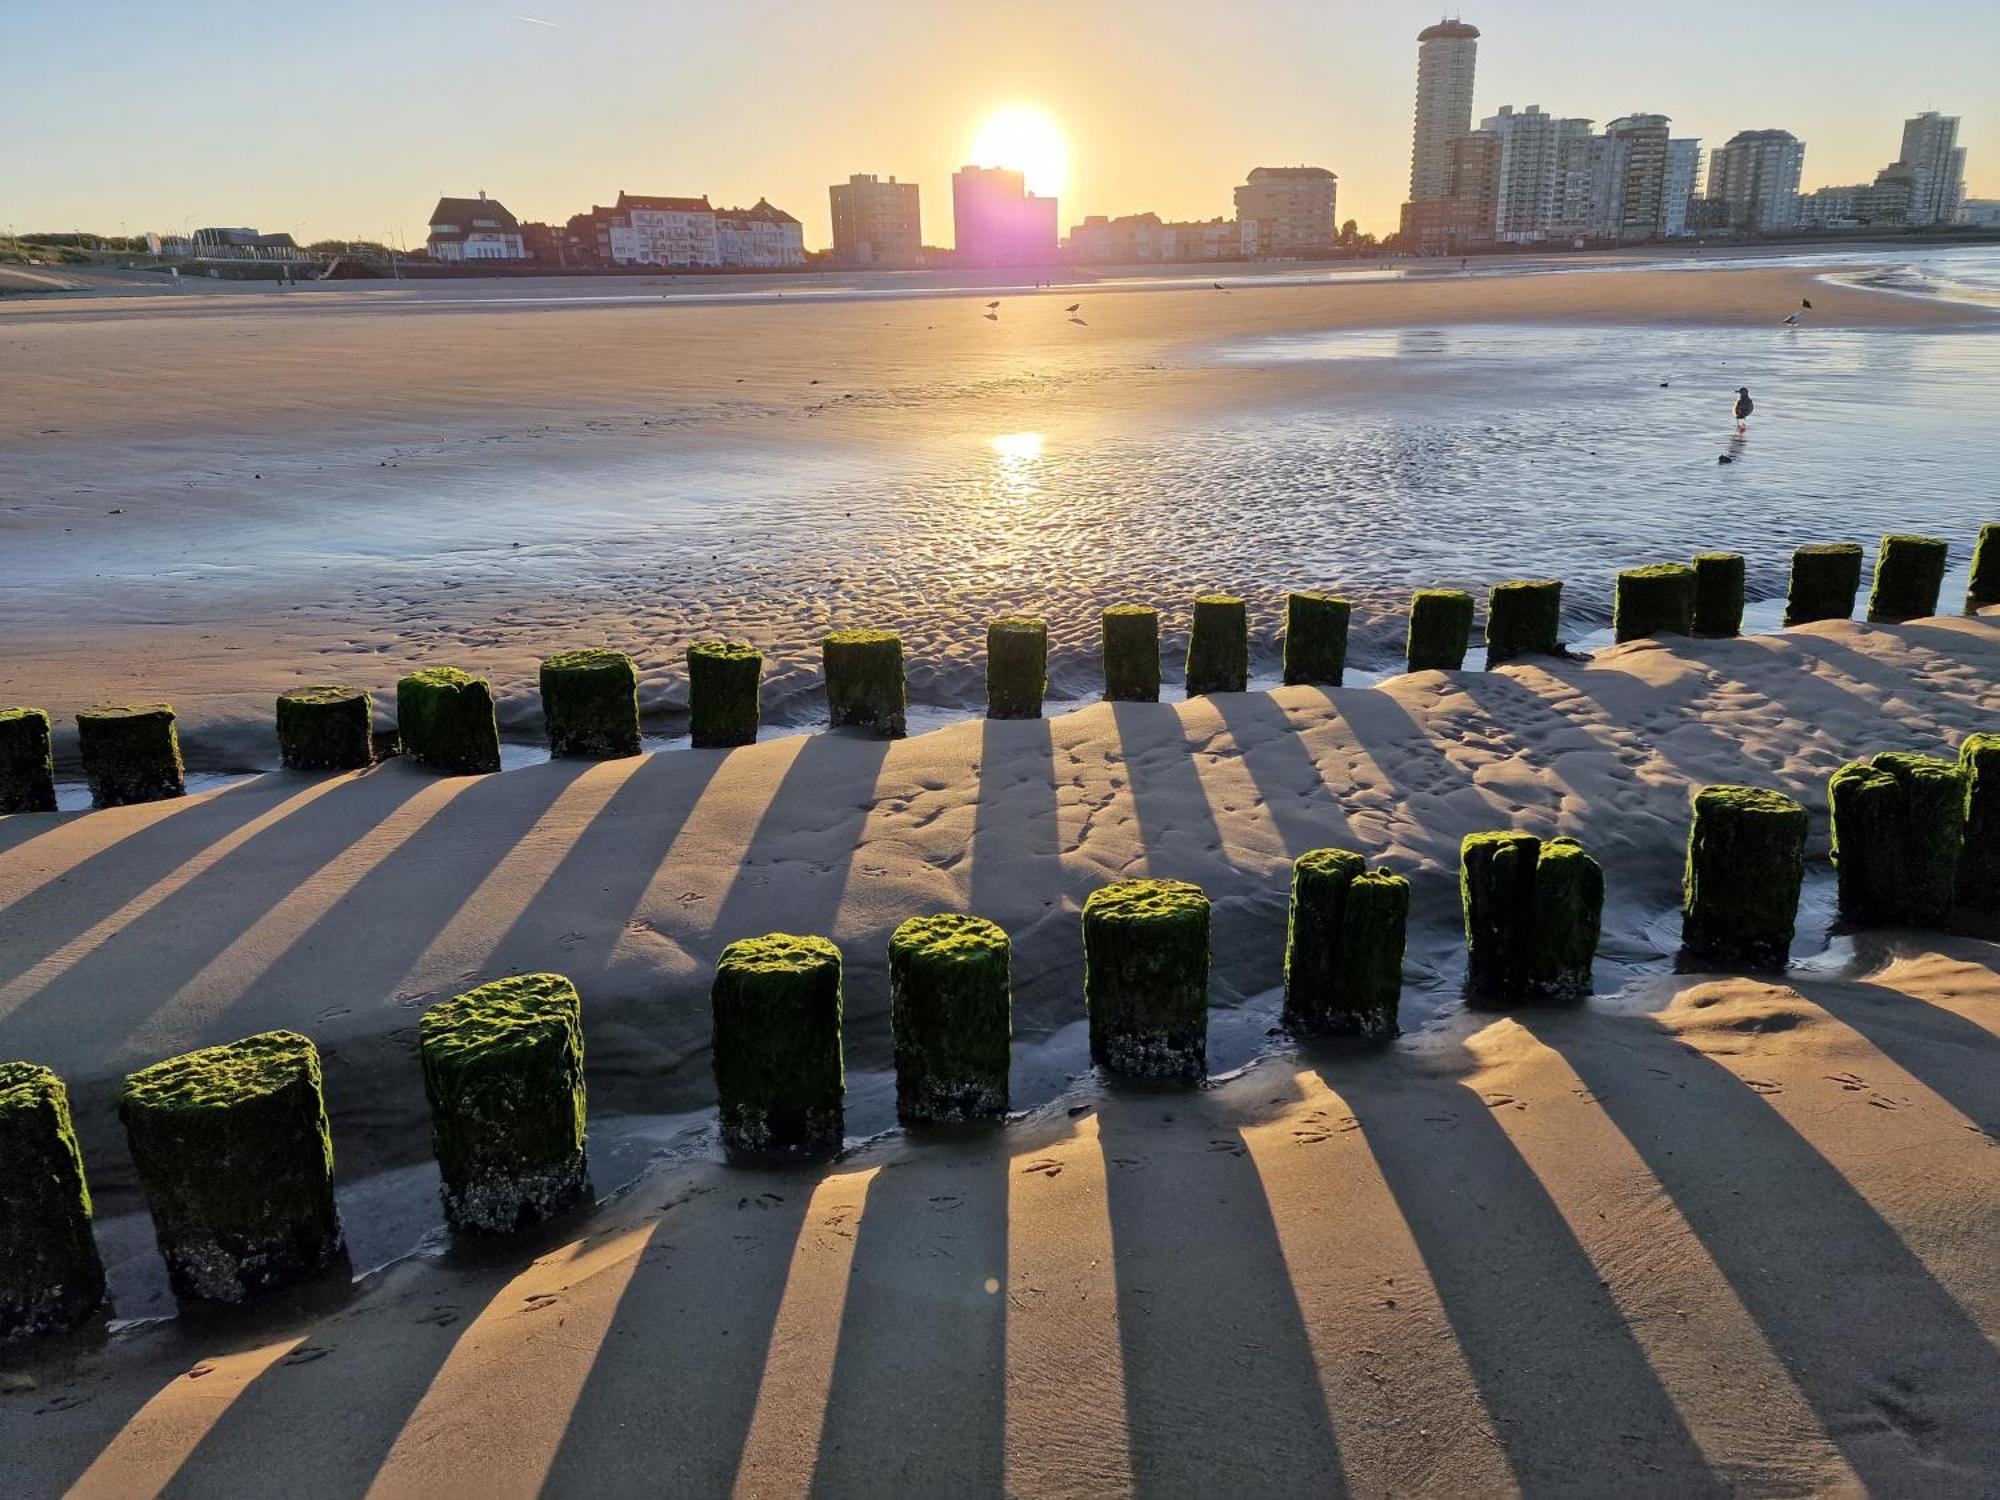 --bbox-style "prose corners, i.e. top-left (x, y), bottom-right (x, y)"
top-left (970, 106), bottom-right (1069, 199)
